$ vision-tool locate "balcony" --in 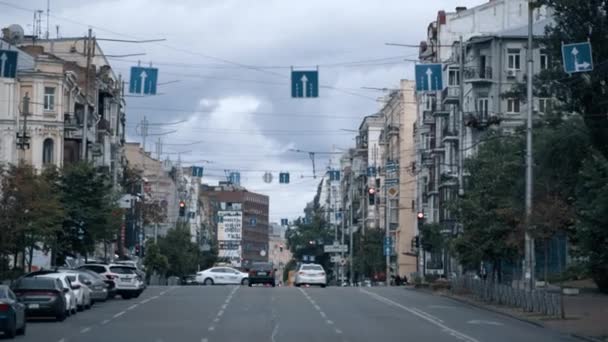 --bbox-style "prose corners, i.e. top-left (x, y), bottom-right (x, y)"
top-left (433, 104), bottom-right (450, 117)
top-left (464, 111), bottom-right (502, 130)
top-left (423, 112), bottom-right (435, 125)
top-left (422, 97), bottom-right (437, 116)
top-left (464, 67), bottom-right (493, 84)
top-left (442, 127), bottom-right (459, 143)
top-left (441, 86), bottom-right (460, 105)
